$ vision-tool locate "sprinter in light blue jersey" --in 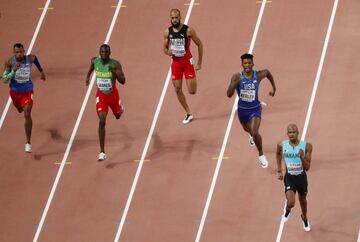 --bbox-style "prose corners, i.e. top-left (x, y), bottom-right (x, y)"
top-left (276, 124), bottom-right (313, 232)
top-left (227, 53), bottom-right (276, 168)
